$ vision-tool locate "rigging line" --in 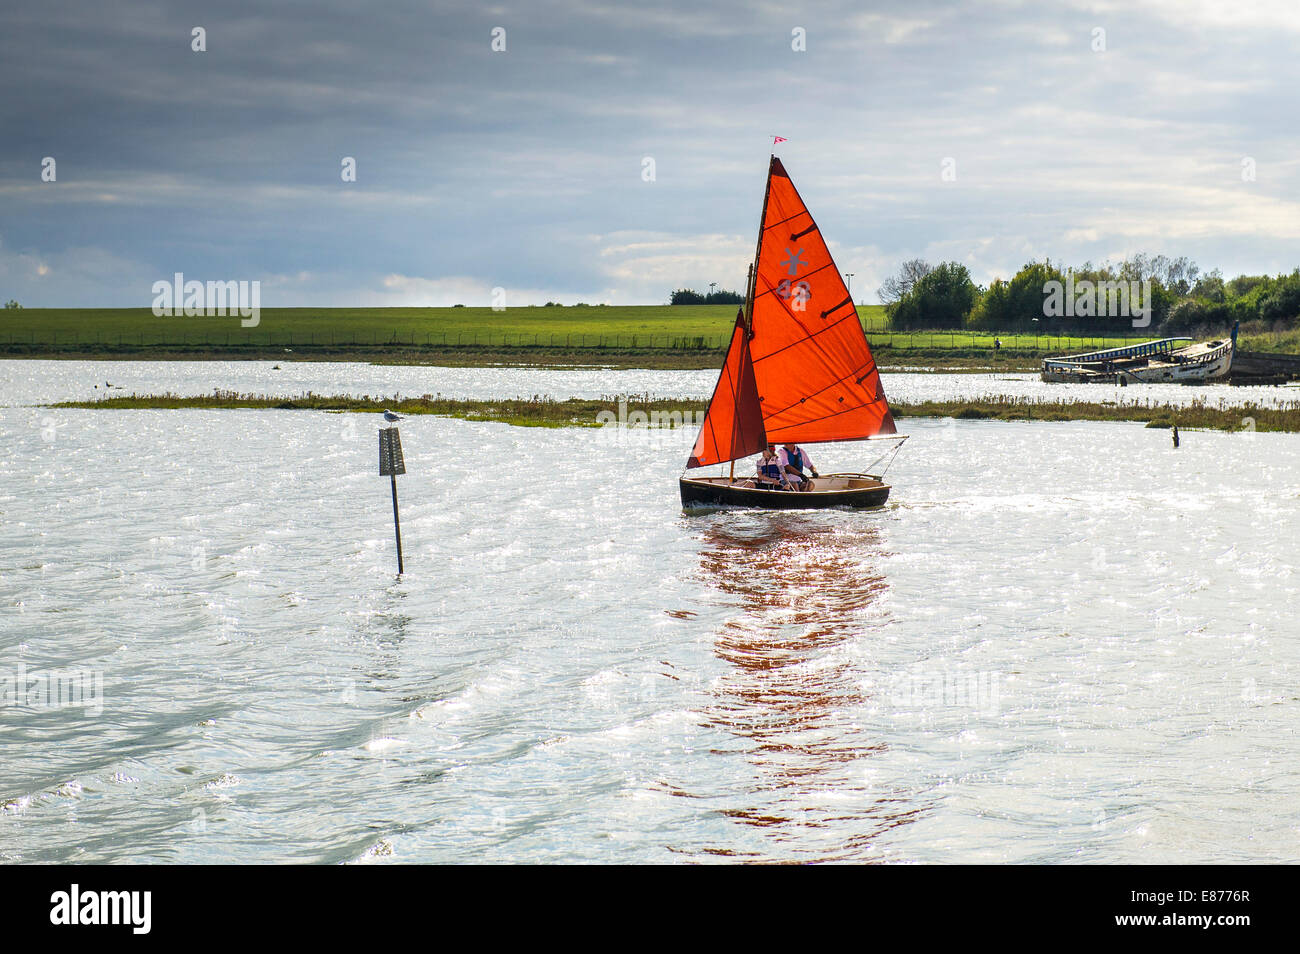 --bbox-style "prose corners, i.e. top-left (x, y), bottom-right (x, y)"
top-left (762, 209), bottom-right (812, 233)
top-left (874, 439), bottom-right (907, 479)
